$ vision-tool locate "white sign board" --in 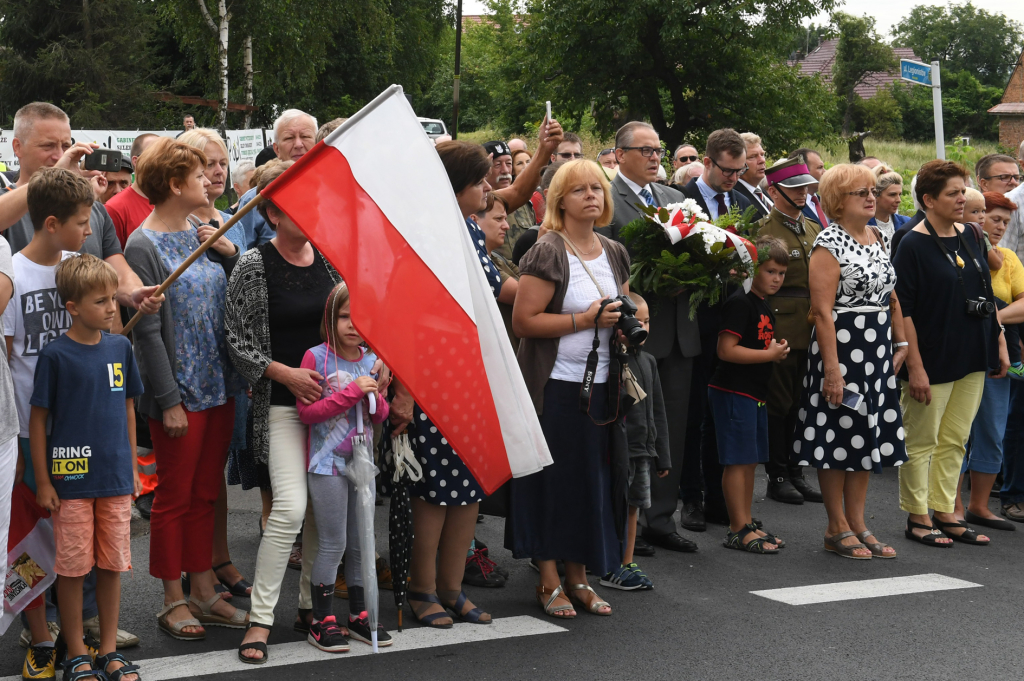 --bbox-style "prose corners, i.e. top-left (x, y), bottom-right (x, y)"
top-left (0, 129), bottom-right (270, 177)
top-left (225, 129), bottom-right (267, 175)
